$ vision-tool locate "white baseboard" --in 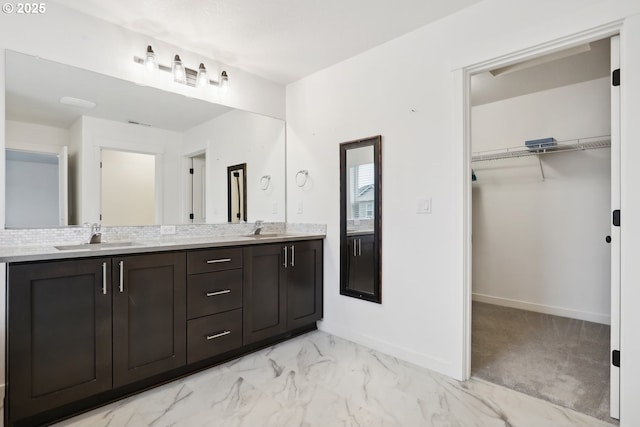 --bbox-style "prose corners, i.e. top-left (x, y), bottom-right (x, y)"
top-left (472, 293), bottom-right (610, 325)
